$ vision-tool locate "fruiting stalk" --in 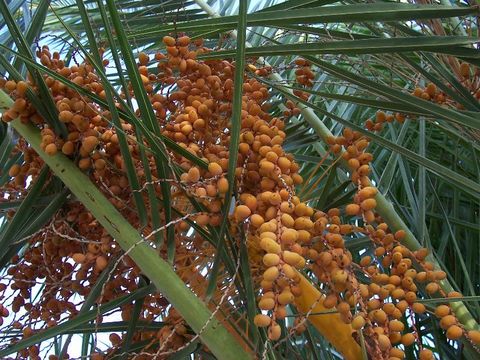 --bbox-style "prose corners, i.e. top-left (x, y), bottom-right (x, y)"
top-left (295, 273), bottom-right (361, 360)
